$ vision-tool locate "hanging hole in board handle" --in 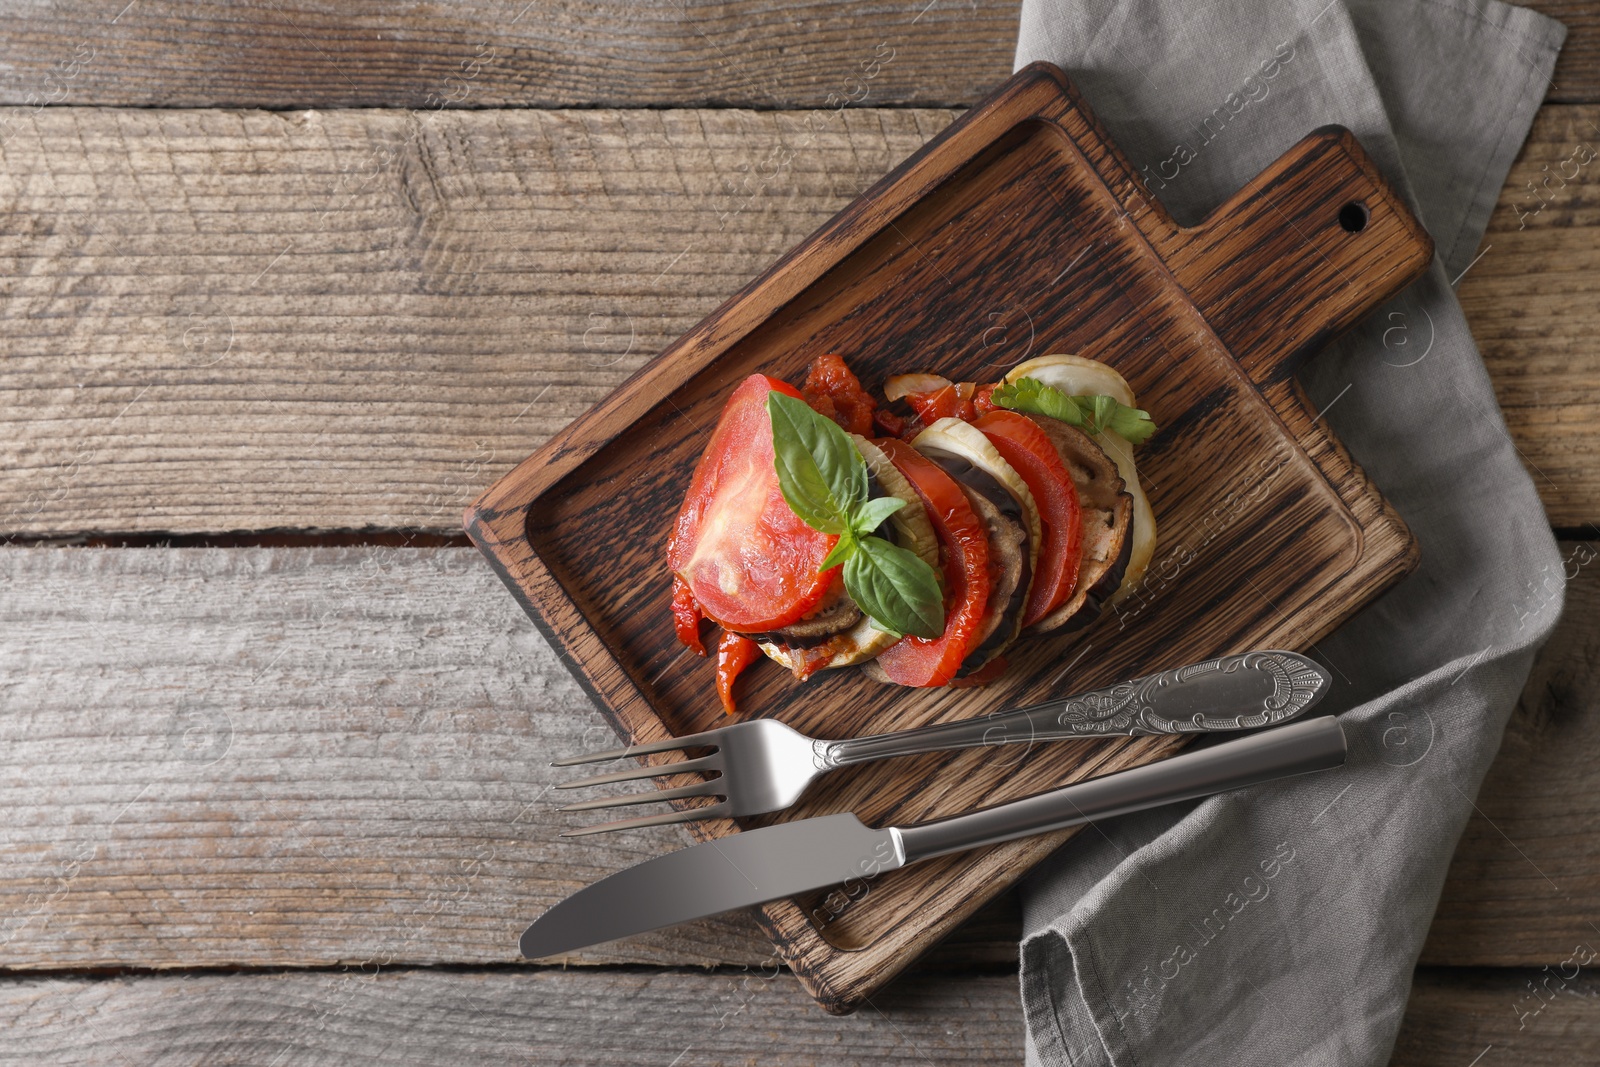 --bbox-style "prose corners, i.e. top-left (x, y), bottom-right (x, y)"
top-left (1338, 201), bottom-right (1369, 233)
